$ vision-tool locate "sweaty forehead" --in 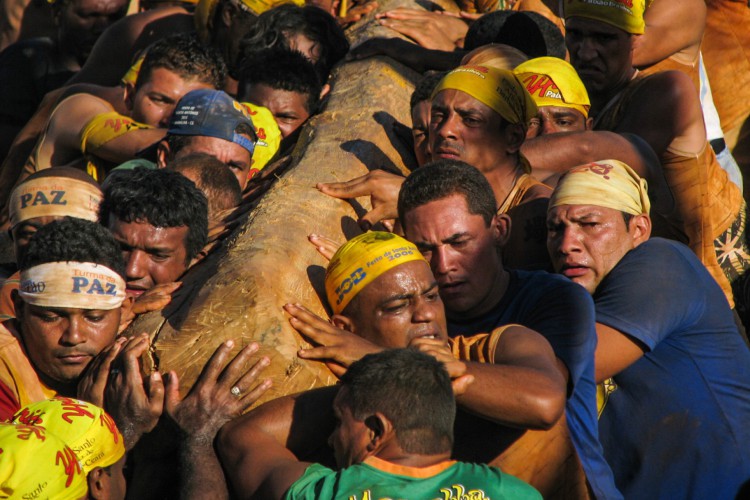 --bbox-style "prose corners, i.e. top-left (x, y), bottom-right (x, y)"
top-left (360, 261), bottom-right (434, 301)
